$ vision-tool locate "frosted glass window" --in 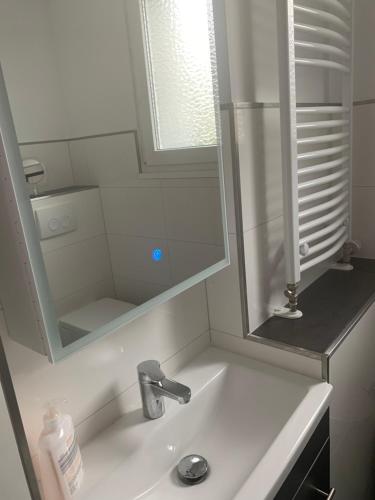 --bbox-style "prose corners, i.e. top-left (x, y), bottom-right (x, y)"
top-left (142, 0), bottom-right (217, 150)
